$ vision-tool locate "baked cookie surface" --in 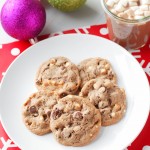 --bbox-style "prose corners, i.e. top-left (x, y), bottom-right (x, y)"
top-left (50, 95), bottom-right (101, 146)
top-left (22, 91), bottom-right (58, 135)
top-left (78, 57), bottom-right (117, 88)
top-left (80, 78), bottom-right (126, 126)
top-left (35, 57), bottom-right (81, 97)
